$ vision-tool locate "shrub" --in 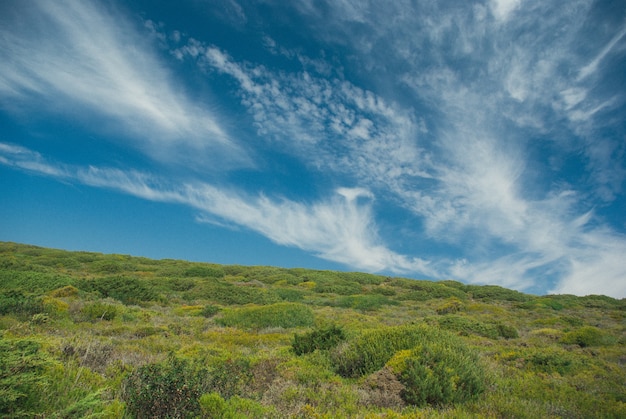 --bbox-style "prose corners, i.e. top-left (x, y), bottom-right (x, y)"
top-left (463, 285), bottom-right (531, 302)
top-left (0, 290), bottom-right (44, 317)
top-left (437, 315), bottom-right (499, 339)
top-left (77, 276), bottom-right (158, 305)
top-left (561, 326), bottom-right (615, 347)
top-left (292, 325), bottom-right (346, 355)
top-left (183, 265), bottom-right (225, 278)
top-left (436, 298), bottom-right (463, 315)
top-left (217, 303), bottom-right (314, 329)
top-left (49, 285), bottom-right (80, 298)
top-left (392, 341), bottom-right (486, 407)
top-left (275, 288), bottom-right (305, 302)
top-left (0, 338), bottom-right (50, 416)
top-left (123, 355), bottom-right (210, 418)
top-left (80, 302), bottom-right (118, 321)
top-left (314, 281), bottom-right (362, 295)
top-left (336, 294), bottom-right (396, 311)
top-left (201, 304), bottom-right (221, 318)
top-left (331, 324), bottom-right (457, 378)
